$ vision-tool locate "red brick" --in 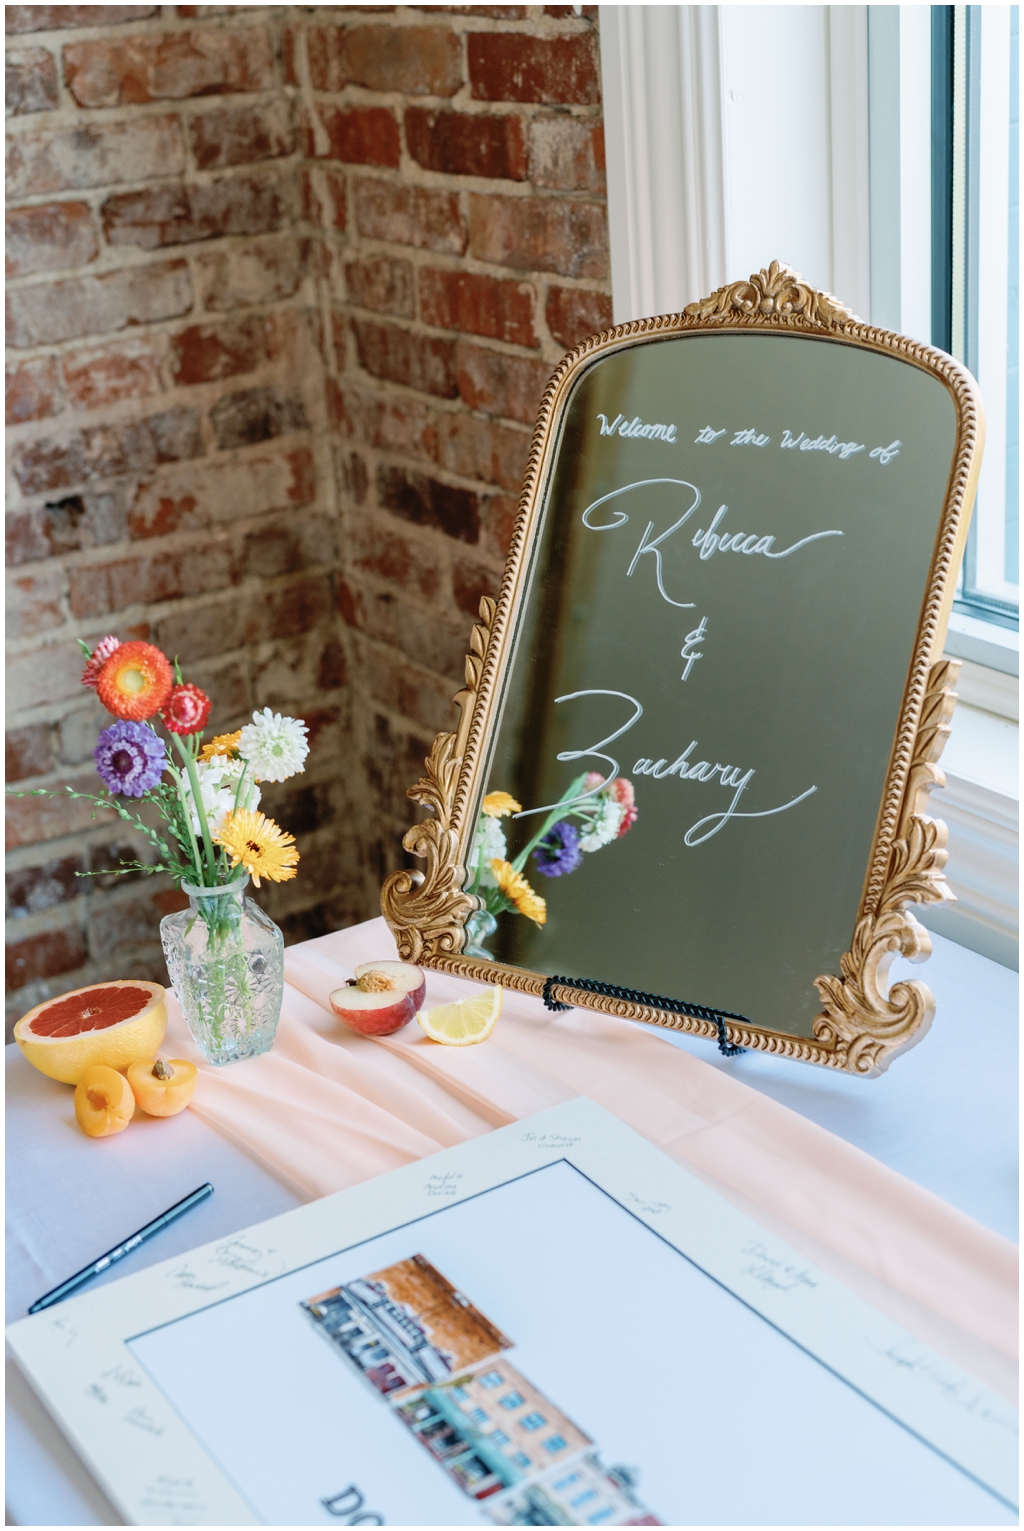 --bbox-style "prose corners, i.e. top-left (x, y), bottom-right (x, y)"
top-left (6, 567), bottom-right (66, 638)
top-left (6, 927), bottom-right (87, 991)
top-left (5, 47), bottom-right (58, 115)
top-left (303, 164), bottom-right (346, 232)
top-left (469, 193), bottom-right (608, 279)
top-left (169, 314), bottom-right (267, 385)
top-left (209, 386), bottom-right (307, 450)
top-left (529, 116), bottom-right (605, 192)
top-left (66, 537), bottom-right (238, 619)
top-left (6, 725), bottom-right (52, 783)
top-left (332, 377), bottom-right (432, 458)
top-left (6, 857), bottom-right (83, 912)
top-left (12, 406), bottom-right (202, 494)
top-left (336, 576), bottom-right (397, 646)
top-left (405, 107), bottom-right (527, 181)
top-left (453, 554), bottom-right (501, 617)
top-left (350, 521), bottom-right (444, 602)
top-left (480, 491), bottom-right (519, 561)
top-left (377, 464), bottom-right (480, 544)
top-left (352, 318), bottom-right (457, 399)
top-left (345, 256), bottom-right (413, 318)
top-left (196, 235), bottom-right (304, 312)
top-left (129, 446), bottom-right (314, 539)
top-left (6, 771), bottom-right (116, 849)
top-left (431, 411), bottom-right (530, 492)
top-left (6, 645), bottom-right (93, 714)
top-left (243, 511), bottom-right (335, 580)
top-left (468, 32), bottom-right (600, 104)
top-left (63, 27), bottom-right (275, 109)
top-left (6, 114), bottom-right (185, 197)
top-left (545, 284), bottom-right (613, 349)
top-left (6, 7), bottom-right (158, 32)
top-left (354, 177), bottom-right (465, 254)
top-left (6, 356), bottom-right (63, 425)
top-left (62, 337), bottom-right (163, 411)
top-left (5, 200), bottom-right (98, 277)
top-left (6, 259), bottom-right (192, 348)
top-left (455, 340), bottom-right (548, 424)
top-left (544, 5), bottom-right (599, 15)
top-left (102, 170), bottom-right (287, 250)
top-left (10, 491), bottom-right (128, 564)
top-left (190, 98), bottom-right (294, 170)
top-left (308, 105), bottom-right (400, 169)
top-left (420, 268), bottom-right (537, 347)
top-left (306, 22), bottom-right (461, 95)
